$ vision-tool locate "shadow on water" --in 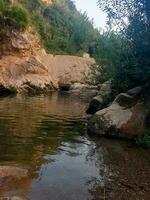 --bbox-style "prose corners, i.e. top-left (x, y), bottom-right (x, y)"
top-left (0, 92), bottom-right (149, 200)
